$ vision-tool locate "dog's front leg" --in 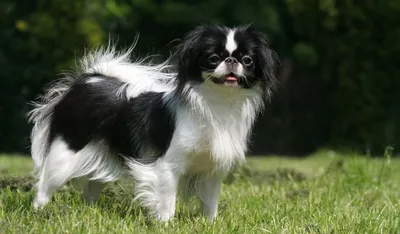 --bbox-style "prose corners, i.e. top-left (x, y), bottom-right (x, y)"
top-left (127, 150), bottom-right (186, 222)
top-left (196, 173), bottom-right (224, 220)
